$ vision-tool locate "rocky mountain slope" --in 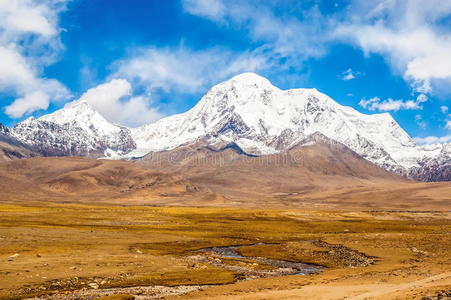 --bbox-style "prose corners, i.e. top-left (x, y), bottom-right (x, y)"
top-left (3, 72), bottom-right (449, 181)
top-left (139, 132), bottom-right (407, 201)
top-left (137, 131), bottom-right (451, 210)
top-left (408, 144), bottom-right (451, 181)
top-left (0, 123), bottom-right (8, 135)
top-left (0, 123), bottom-right (38, 162)
top-left (130, 73), bottom-right (448, 178)
top-left (10, 101), bottom-right (136, 158)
